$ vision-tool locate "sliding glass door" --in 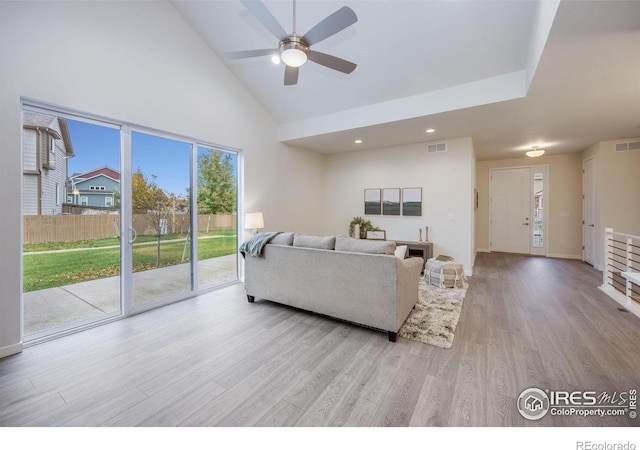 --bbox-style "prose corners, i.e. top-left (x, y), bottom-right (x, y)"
top-left (22, 109), bottom-right (122, 340)
top-left (196, 146), bottom-right (238, 290)
top-left (22, 103), bottom-right (241, 342)
top-left (130, 131), bottom-right (193, 308)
